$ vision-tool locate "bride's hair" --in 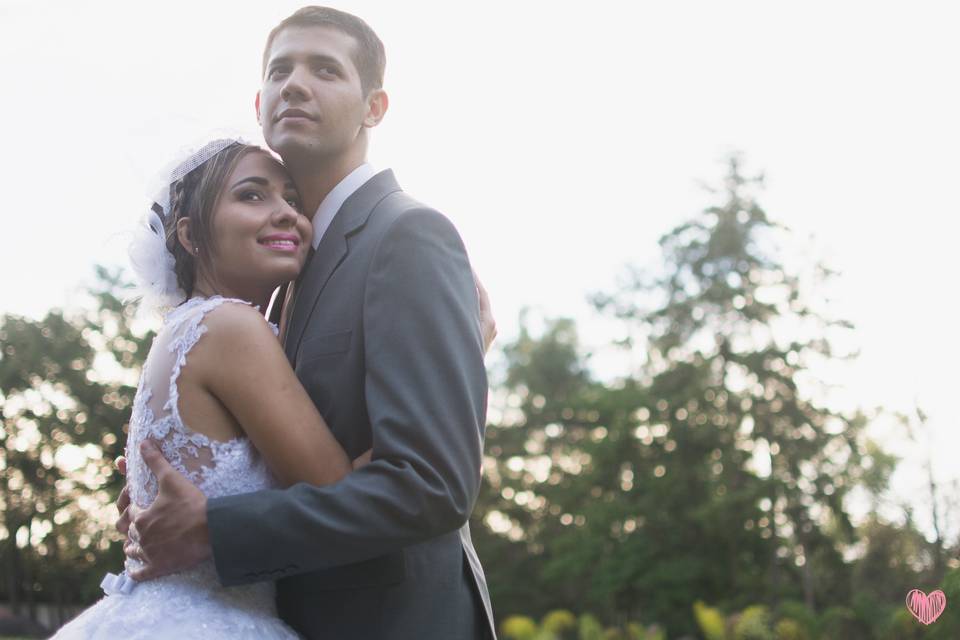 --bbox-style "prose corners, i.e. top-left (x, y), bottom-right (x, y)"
top-left (160, 144), bottom-right (264, 297)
